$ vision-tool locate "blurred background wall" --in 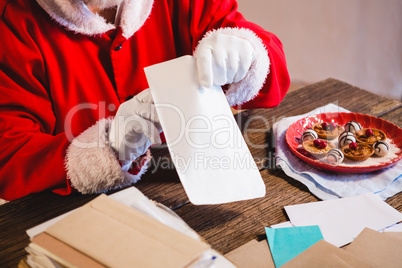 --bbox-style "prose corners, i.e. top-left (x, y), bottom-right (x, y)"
top-left (237, 0), bottom-right (402, 100)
